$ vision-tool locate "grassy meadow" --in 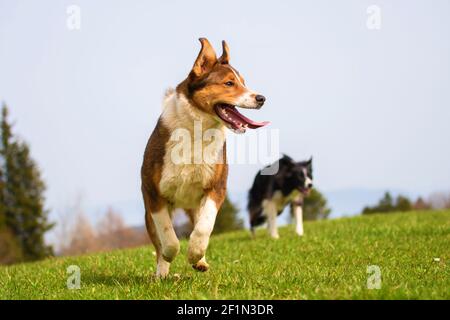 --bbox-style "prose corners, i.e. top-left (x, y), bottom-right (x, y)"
top-left (0, 211), bottom-right (449, 300)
